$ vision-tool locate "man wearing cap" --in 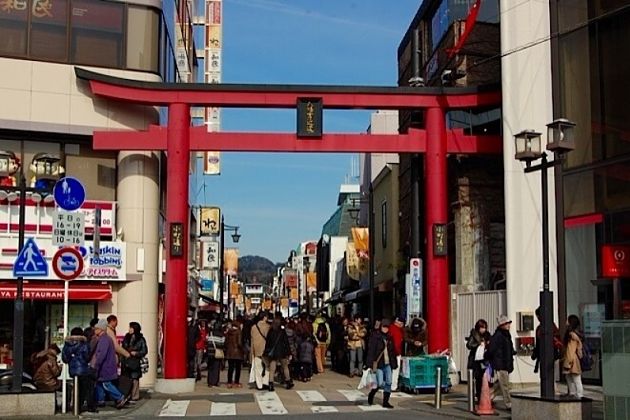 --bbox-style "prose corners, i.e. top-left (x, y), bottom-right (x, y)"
top-left (486, 315), bottom-right (516, 410)
top-left (92, 319), bottom-right (130, 409)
